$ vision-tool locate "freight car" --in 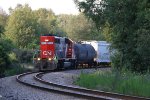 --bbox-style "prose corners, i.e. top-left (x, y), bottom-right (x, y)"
top-left (33, 35), bottom-right (110, 70)
top-left (74, 43), bottom-right (97, 67)
top-left (81, 41), bottom-right (111, 66)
